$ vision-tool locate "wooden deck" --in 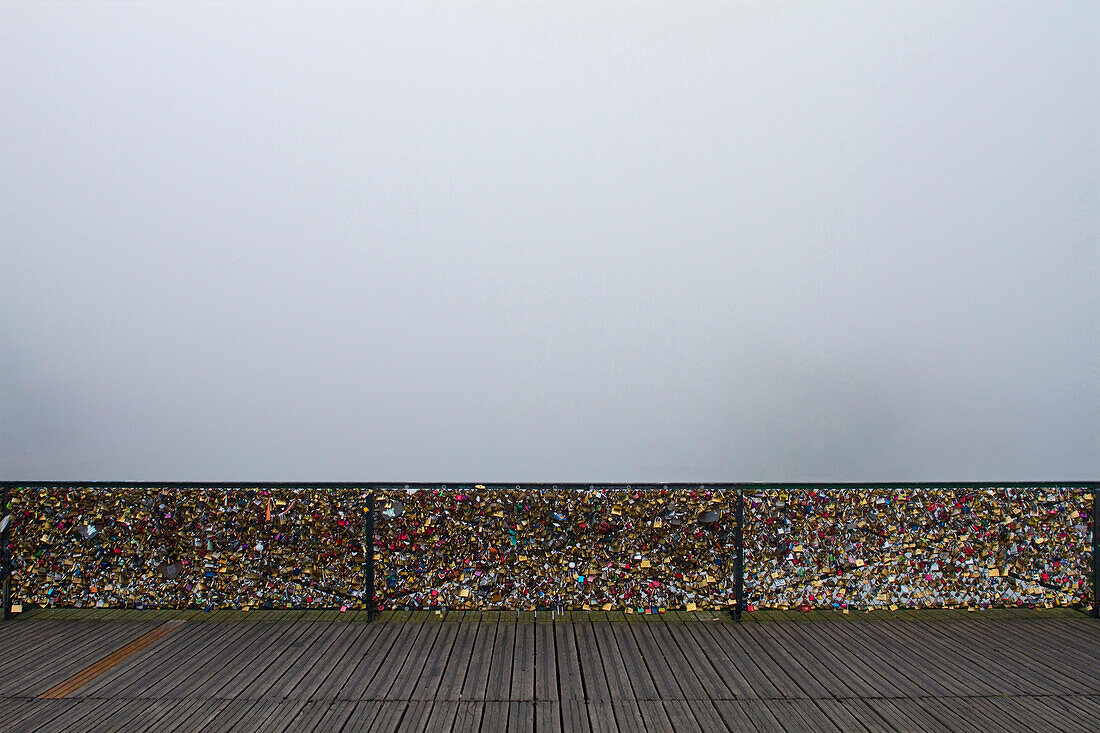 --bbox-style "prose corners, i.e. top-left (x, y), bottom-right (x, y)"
top-left (1, 610), bottom-right (1098, 732)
